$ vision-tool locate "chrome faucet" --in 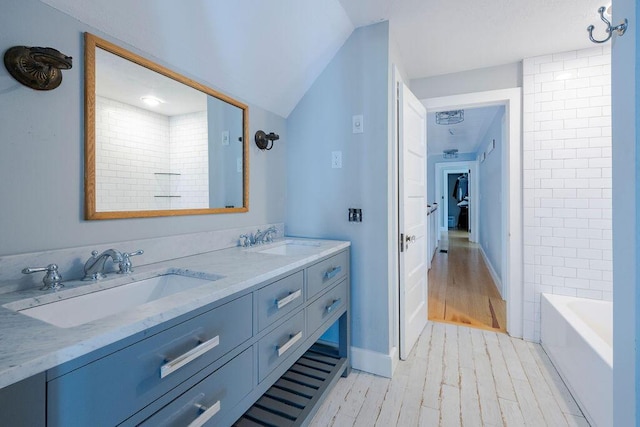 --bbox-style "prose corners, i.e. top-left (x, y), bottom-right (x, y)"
top-left (118, 250), bottom-right (144, 274)
top-left (254, 226), bottom-right (278, 244)
top-left (239, 226), bottom-right (278, 247)
top-left (22, 264), bottom-right (64, 291)
top-left (83, 249), bottom-right (123, 281)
